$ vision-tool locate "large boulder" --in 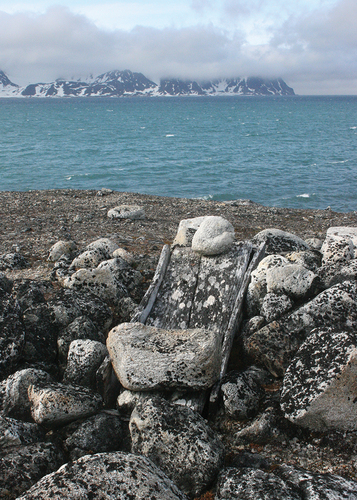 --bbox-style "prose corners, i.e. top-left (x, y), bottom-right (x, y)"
top-left (321, 226), bottom-right (357, 265)
top-left (173, 216), bottom-right (207, 247)
top-left (191, 216), bottom-right (235, 256)
top-left (266, 264), bottom-right (320, 300)
top-left (281, 327), bottom-right (357, 431)
top-left (16, 452), bottom-right (187, 500)
top-left (63, 339), bottom-right (108, 390)
top-left (130, 397), bottom-right (225, 498)
top-left (107, 322), bottom-right (221, 391)
top-left (252, 229), bottom-right (310, 255)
